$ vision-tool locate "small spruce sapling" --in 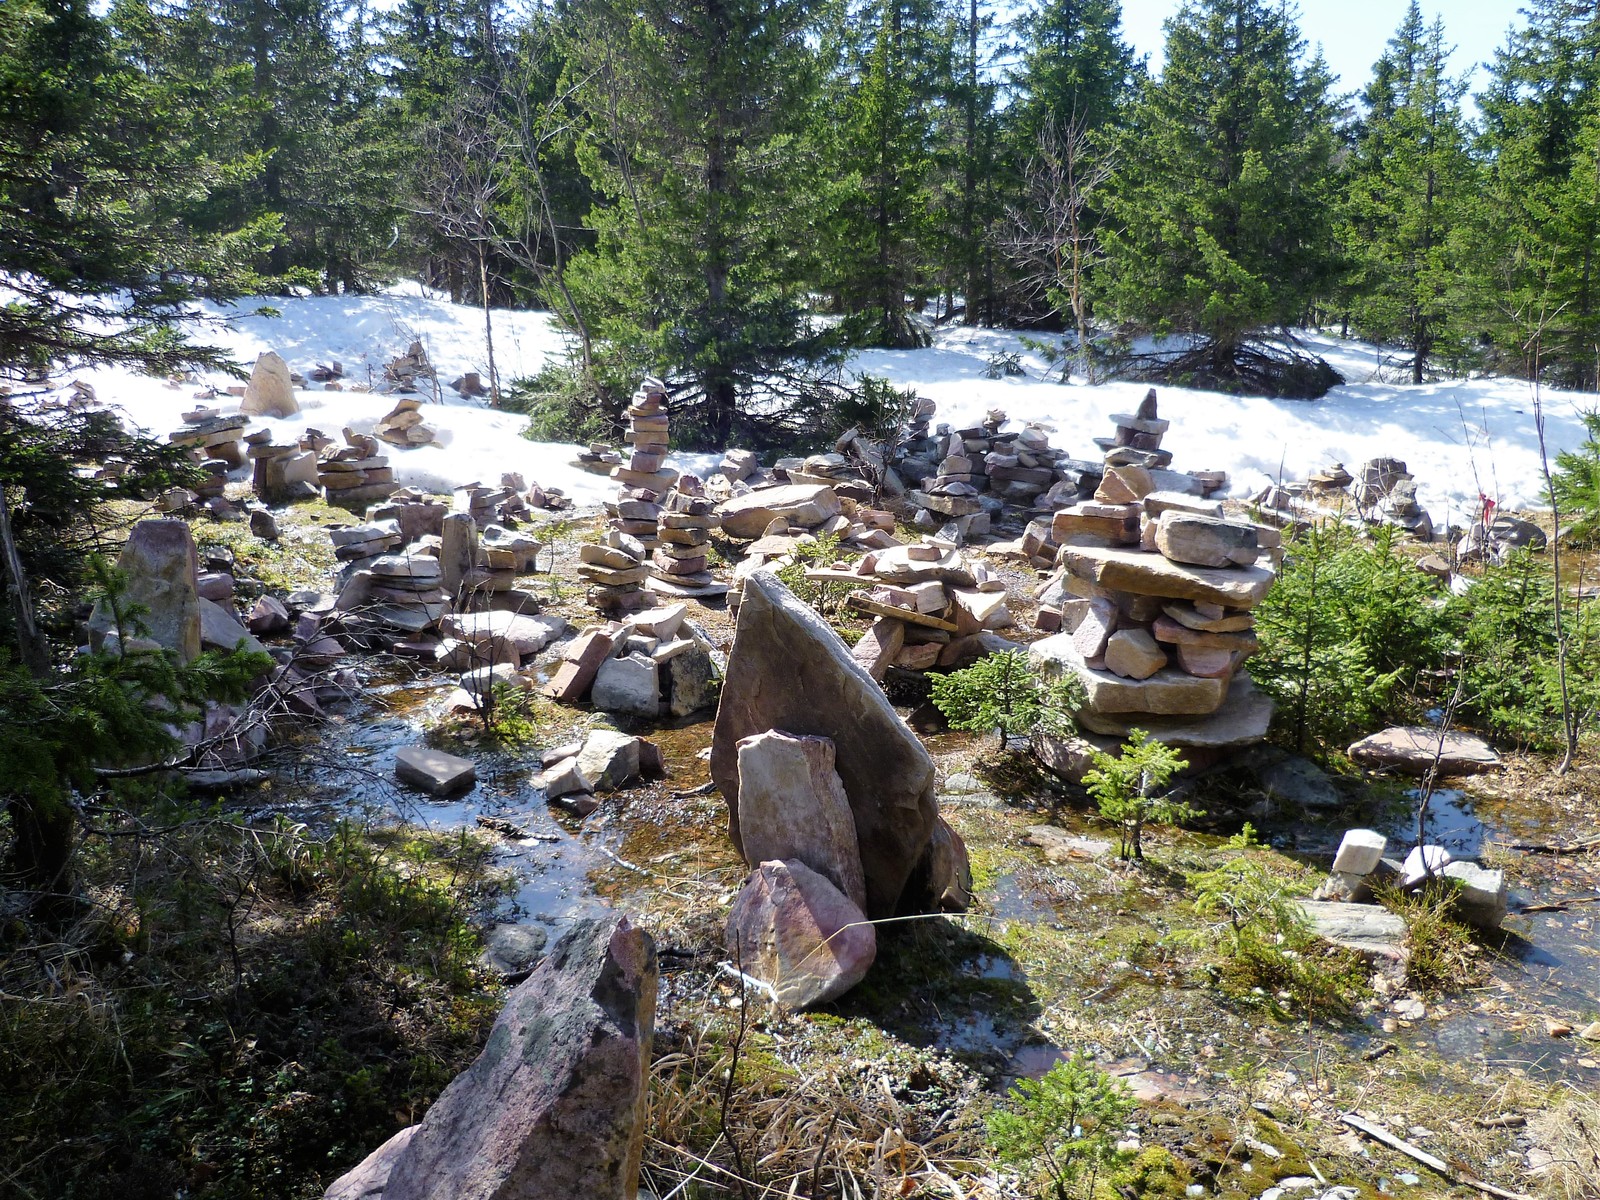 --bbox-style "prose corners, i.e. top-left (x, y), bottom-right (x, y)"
top-left (929, 649), bottom-right (1083, 748)
top-left (1082, 729), bottom-right (1194, 860)
top-left (987, 1054), bottom-right (1134, 1200)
